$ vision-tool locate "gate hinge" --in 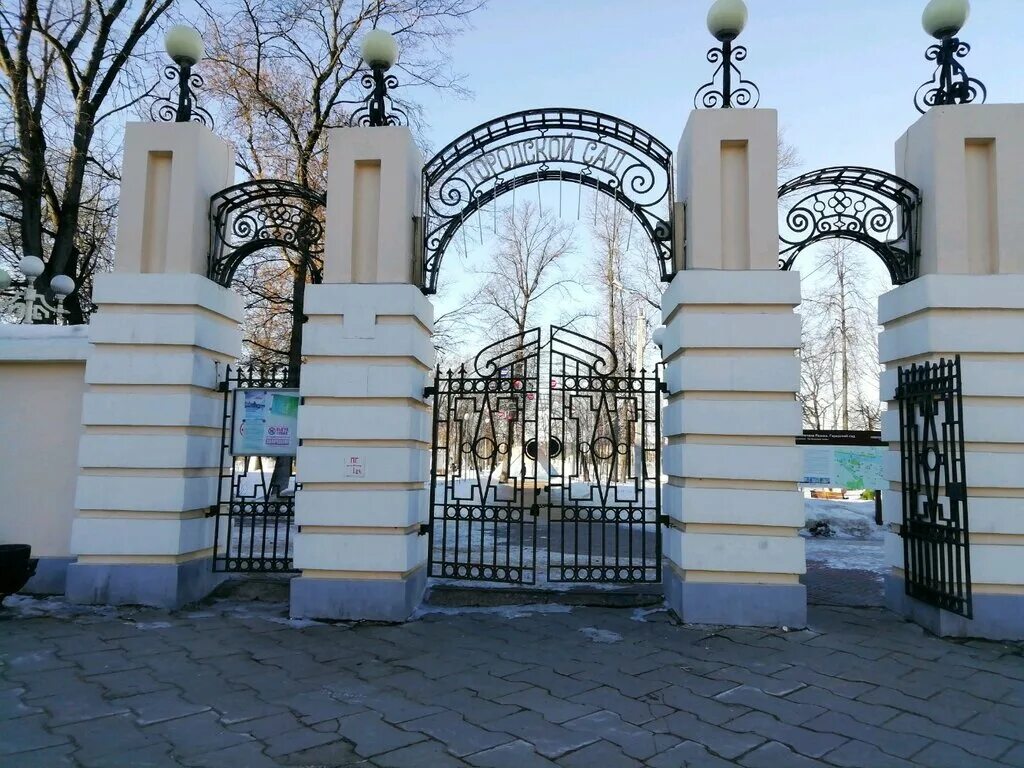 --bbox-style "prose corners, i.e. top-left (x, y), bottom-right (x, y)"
top-left (423, 385), bottom-right (436, 398)
top-left (658, 514), bottom-right (672, 527)
top-left (530, 503), bottom-right (540, 518)
top-left (207, 504), bottom-right (219, 518)
top-left (418, 523), bottom-right (431, 536)
top-left (659, 382), bottom-right (669, 394)
top-left (218, 380), bottom-right (229, 393)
